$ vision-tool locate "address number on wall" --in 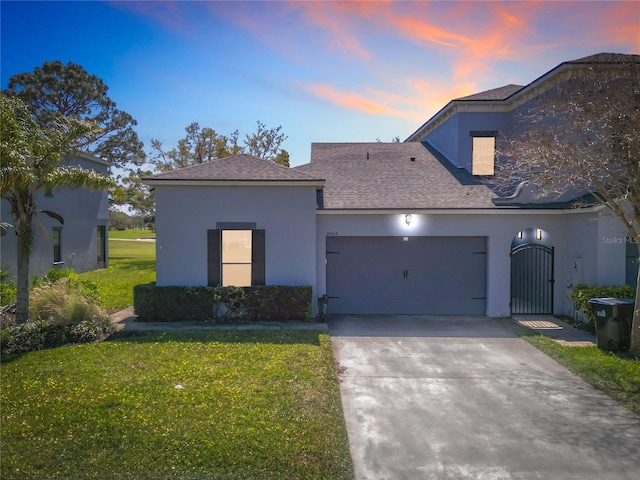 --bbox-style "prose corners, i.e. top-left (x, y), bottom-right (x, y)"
top-left (326, 232), bottom-right (338, 236)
